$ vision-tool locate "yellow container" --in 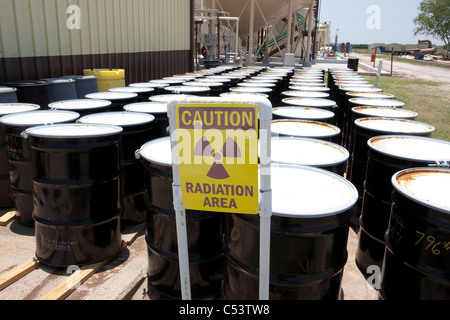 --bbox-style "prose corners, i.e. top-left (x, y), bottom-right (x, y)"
top-left (83, 69), bottom-right (126, 92)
